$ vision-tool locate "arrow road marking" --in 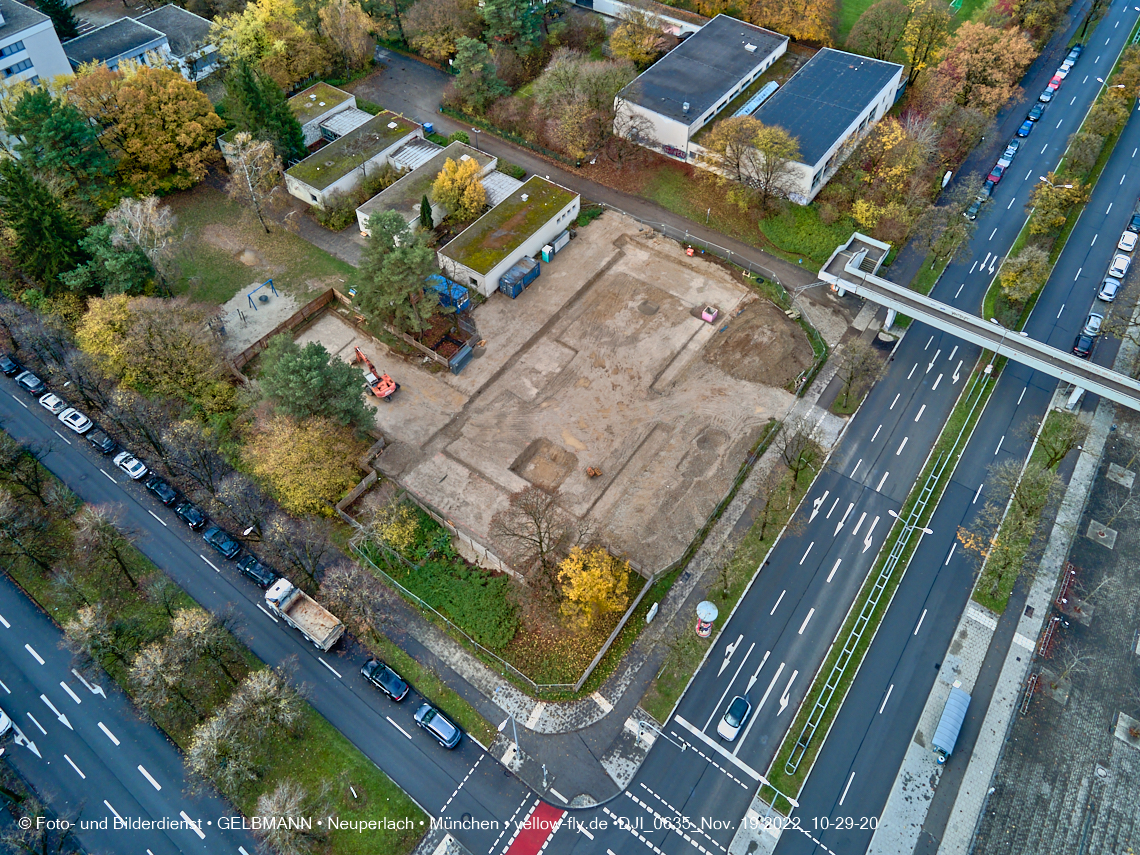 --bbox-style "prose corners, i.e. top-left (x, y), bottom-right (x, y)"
top-left (24, 644), bottom-right (44, 665)
top-left (11, 723), bottom-right (39, 757)
top-left (827, 559), bottom-right (841, 583)
top-left (745, 651), bottom-right (771, 694)
top-left (719, 634), bottom-right (744, 676)
top-left (756, 662), bottom-right (785, 714)
top-left (40, 694), bottom-right (73, 730)
top-left (835, 503), bottom-right (854, 535)
top-left (71, 669), bottom-right (105, 697)
top-left (777, 671), bottom-right (799, 716)
top-left (707, 642), bottom-right (754, 730)
top-left (809, 491), bottom-right (828, 522)
top-left (927, 349), bottom-right (941, 372)
top-left (863, 516), bottom-right (880, 553)
top-left (953, 360), bottom-right (963, 384)
top-left (98, 722), bottom-right (120, 745)
top-left (60, 682), bottom-right (81, 705)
